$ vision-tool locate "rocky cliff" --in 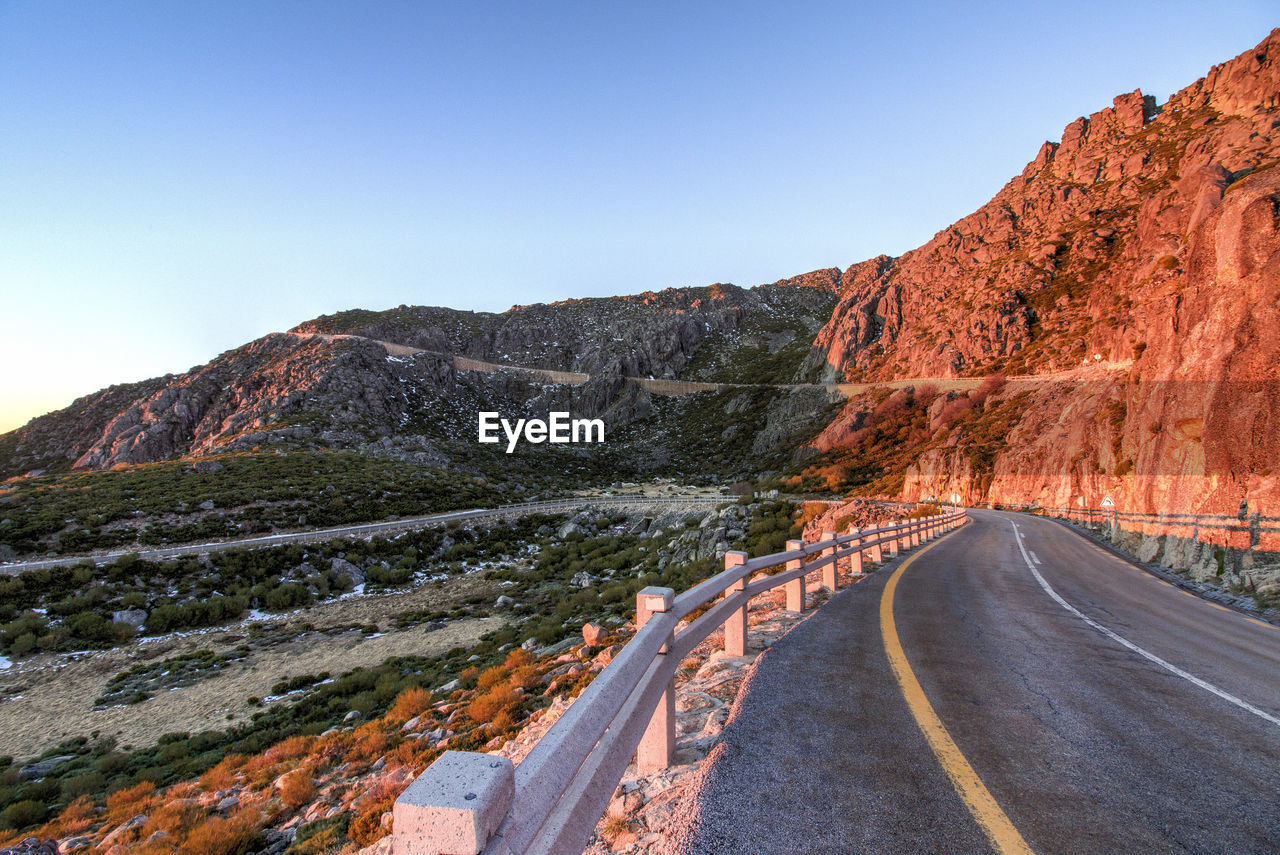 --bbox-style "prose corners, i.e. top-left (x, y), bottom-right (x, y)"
top-left (806, 29), bottom-right (1280, 516)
